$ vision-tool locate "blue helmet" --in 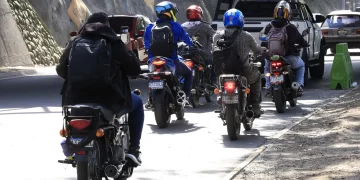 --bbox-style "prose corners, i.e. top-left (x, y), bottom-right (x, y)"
top-left (223, 9), bottom-right (245, 28)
